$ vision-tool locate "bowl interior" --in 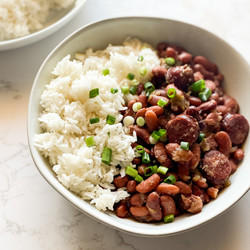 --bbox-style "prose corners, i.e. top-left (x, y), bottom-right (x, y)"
top-left (28, 17), bottom-right (250, 236)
